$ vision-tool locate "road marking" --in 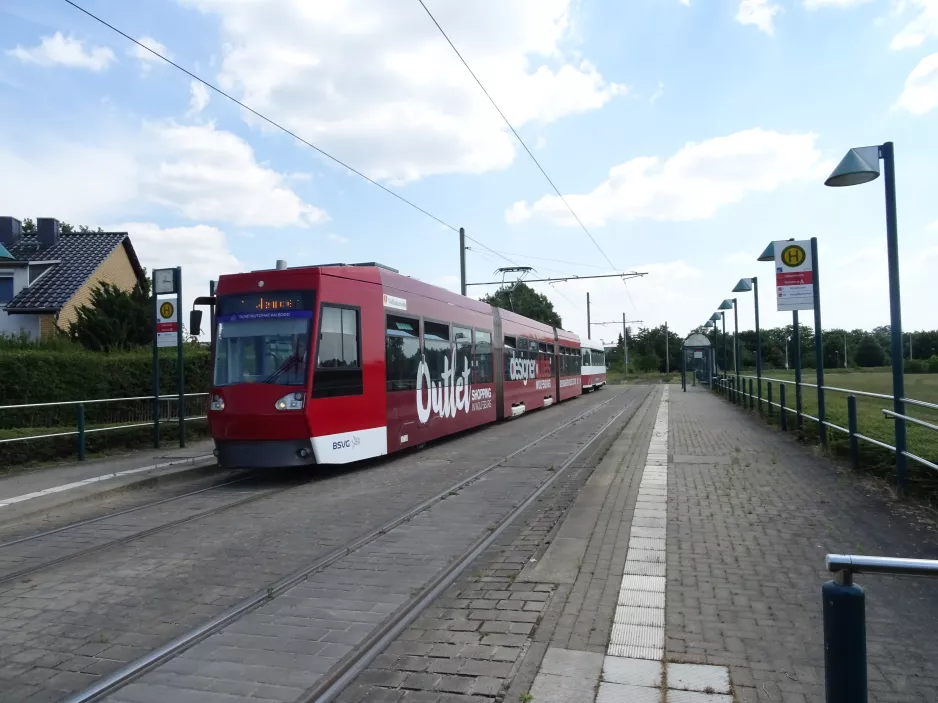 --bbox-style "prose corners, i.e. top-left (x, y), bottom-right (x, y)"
top-left (0, 455), bottom-right (215, 509)
top-left (598, 387), bottom-right (734, 702)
